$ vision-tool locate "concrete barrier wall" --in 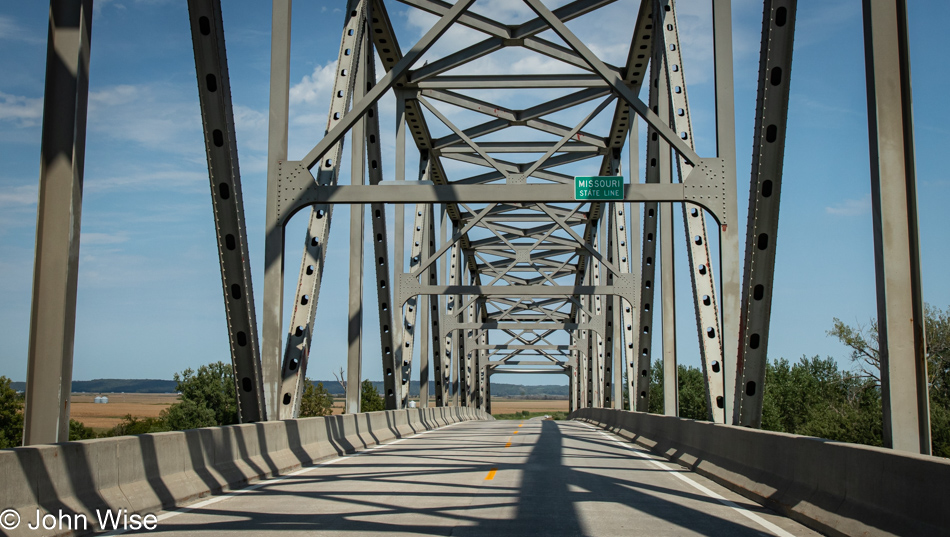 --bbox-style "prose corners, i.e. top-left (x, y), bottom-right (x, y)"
top-left (572, 407), bottom-right (950, 537)
top-left (0, 407), bottom-right (490, 537)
